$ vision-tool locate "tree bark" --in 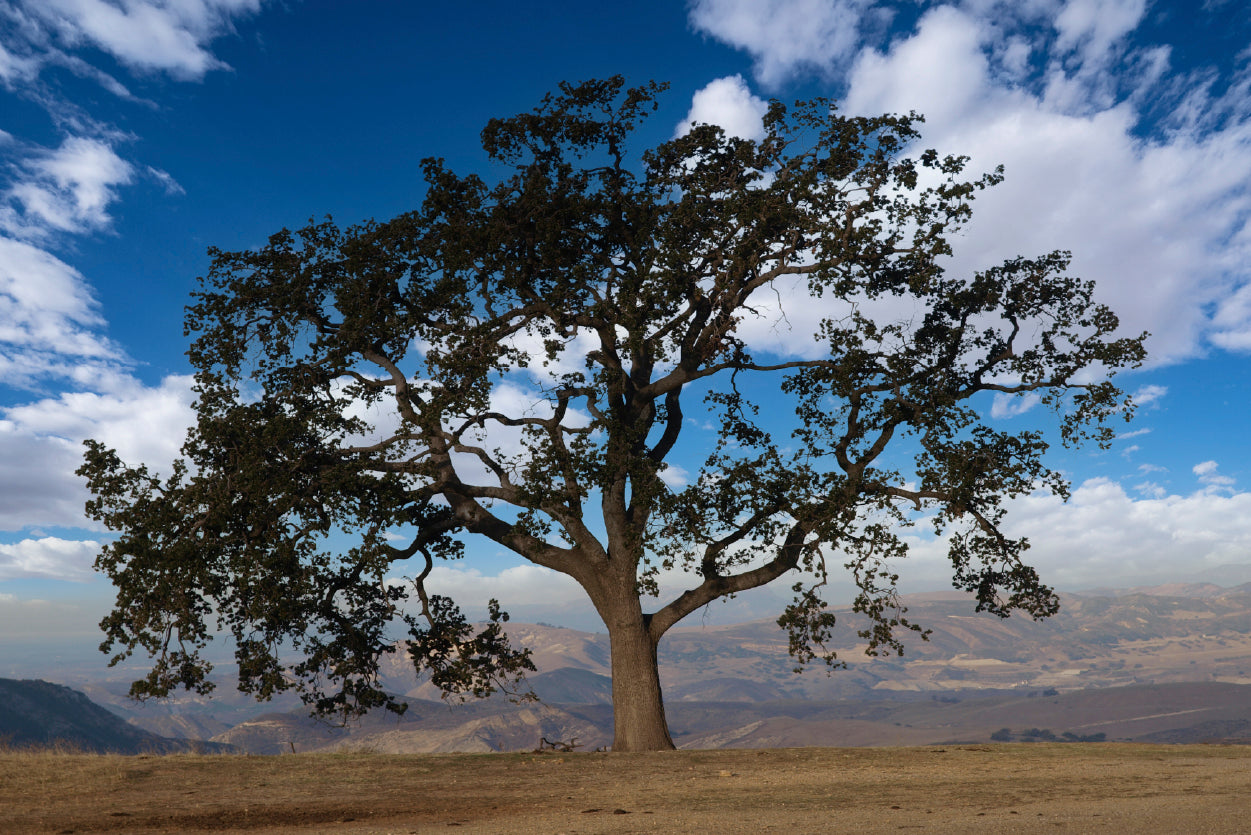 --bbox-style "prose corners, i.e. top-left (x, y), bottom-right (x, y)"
top-left (605, 616), bottom-right (675, 752)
